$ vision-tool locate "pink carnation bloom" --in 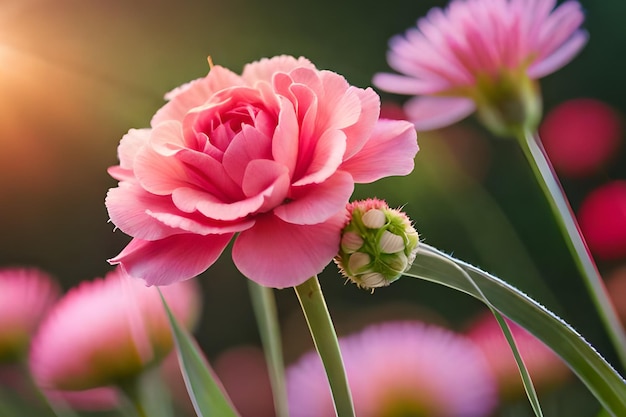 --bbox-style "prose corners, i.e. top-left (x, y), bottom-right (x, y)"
top-left (373, 0), bottom-right (588, 132)
top-left (106, 55), bottom-right (418, 288)
top-left (29, 268), bottom-right (201, 391)
top-left (0, 267), bottom-right (60, 362)
top-left (287, 321), bottom-right (497, 417)
top-left (466, 312), bottom-right (571, 399)
top-left (578, 180), bottom-right (626, 260)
